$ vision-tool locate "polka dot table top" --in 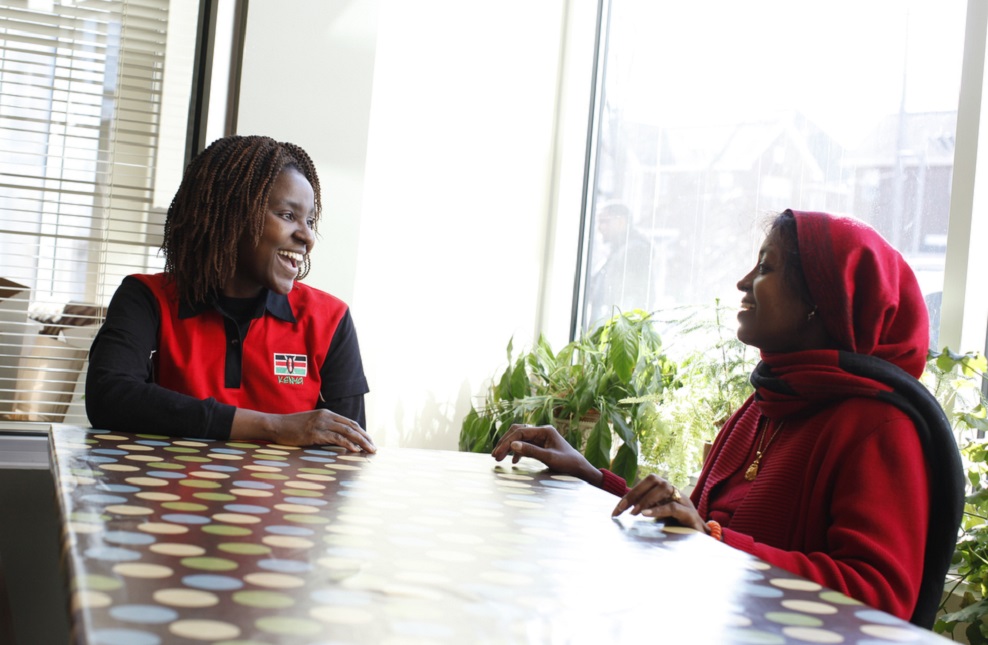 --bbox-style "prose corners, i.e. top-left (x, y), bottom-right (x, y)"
top-left (49, 427), bottom-right (949, 644)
